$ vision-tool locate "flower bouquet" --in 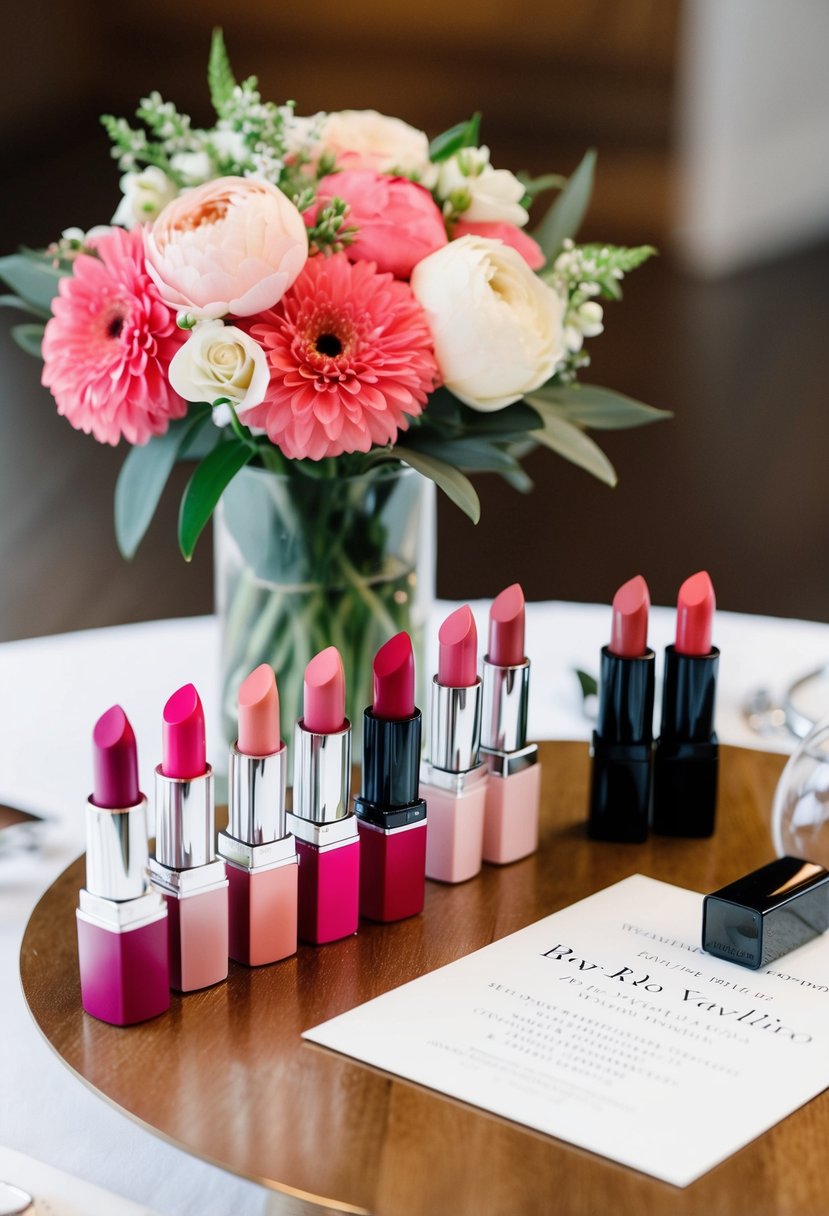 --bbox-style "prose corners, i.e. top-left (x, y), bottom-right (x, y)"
top-left (0, 31), bottom-right (666, 742)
